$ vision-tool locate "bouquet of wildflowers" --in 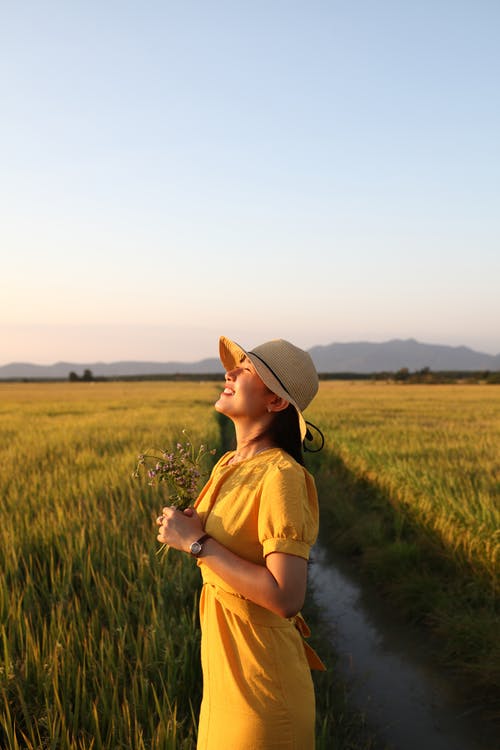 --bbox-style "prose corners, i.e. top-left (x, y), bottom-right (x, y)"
top-left (133, 432), bottom-right (215, 557)
top-left (132, 431), bottom-right (215, 510)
